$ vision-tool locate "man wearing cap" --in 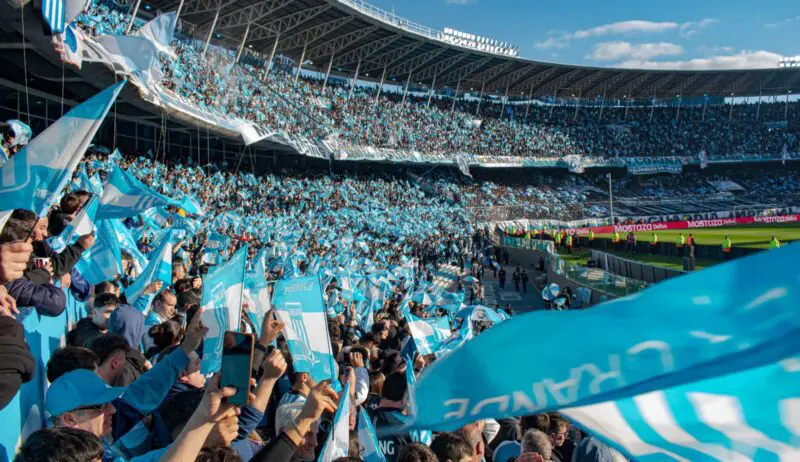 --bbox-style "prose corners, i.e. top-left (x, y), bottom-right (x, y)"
top-left (46, 369), bottom-right (124, 439)
top-left (67, 292), bottom-right (118, 348)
